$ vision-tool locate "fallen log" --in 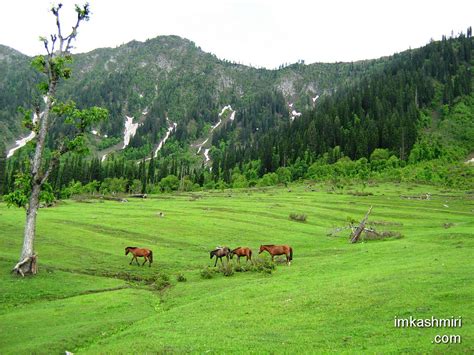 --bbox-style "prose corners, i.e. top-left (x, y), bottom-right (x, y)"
top-left (129, 194), bottom-right (147, 199)
top-left (350, 206), bottom-right (373, 243)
